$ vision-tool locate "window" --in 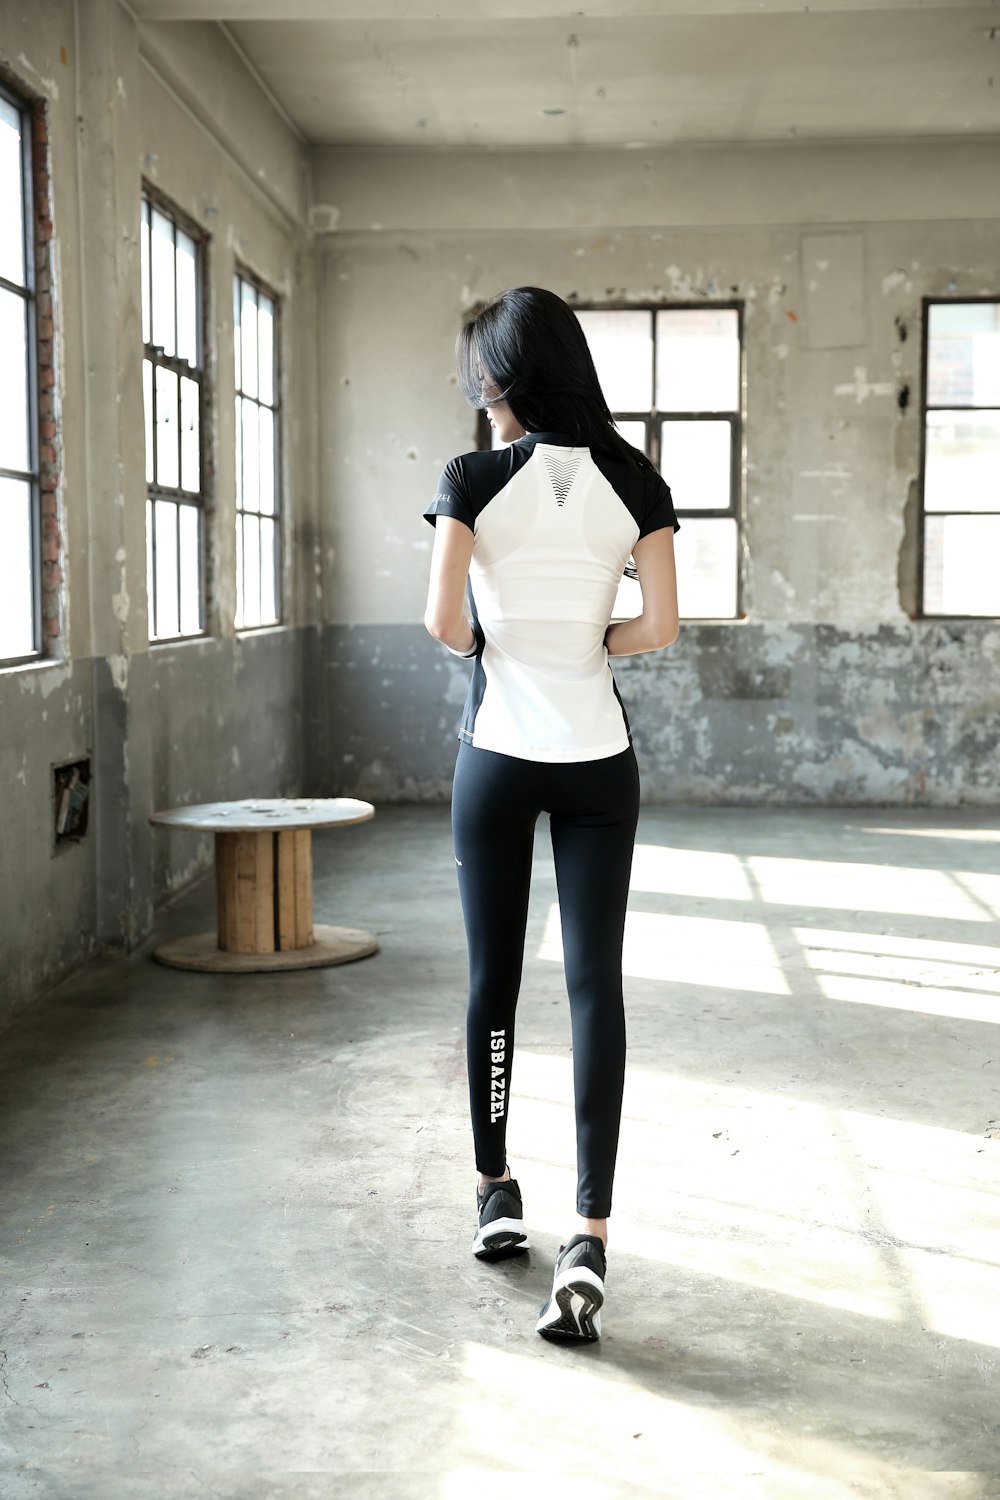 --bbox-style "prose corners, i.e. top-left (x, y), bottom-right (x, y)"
top-left (921, 299), bottom-right (1000, 617)
top-left (577, 306), bottom-right (742, 619)
top-left (482, 304), bottom-right (743, 619)
top-left (0, 82), bottom-right (38, 662)
top-left (141, 193), bottom-right (205, 641)
top-left (234, 271), bottom-right (280, 629)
